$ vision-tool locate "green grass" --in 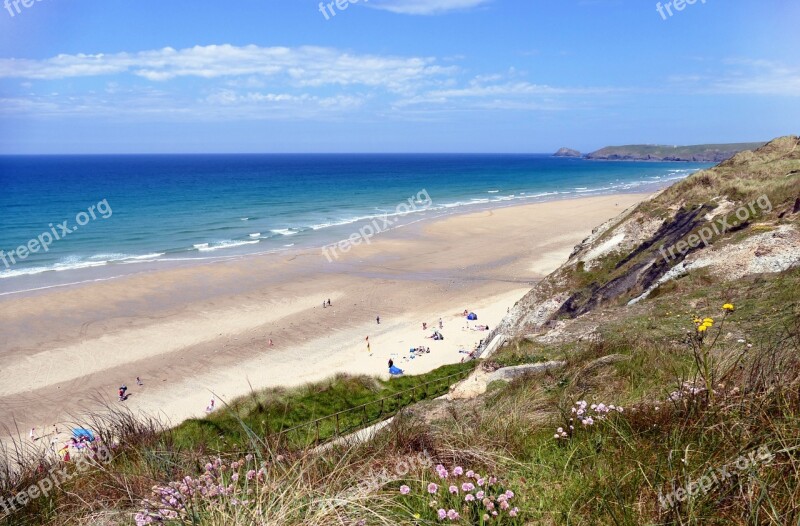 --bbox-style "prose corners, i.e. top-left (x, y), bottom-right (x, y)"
top-left (172, 361), bottom-right (476, 451)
